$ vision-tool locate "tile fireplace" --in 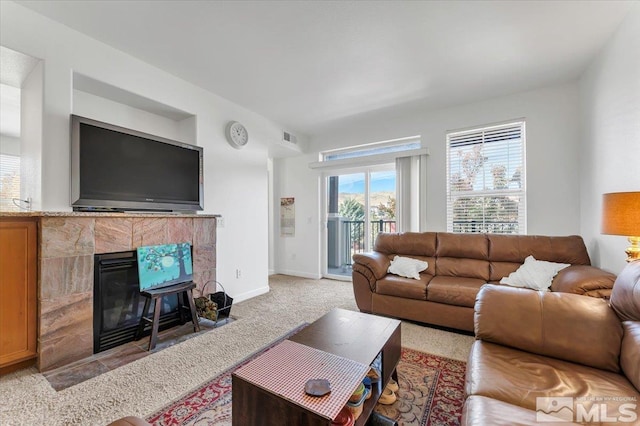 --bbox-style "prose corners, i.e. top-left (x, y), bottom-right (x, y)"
top-left (37, 213), bottom-right (218, 371)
